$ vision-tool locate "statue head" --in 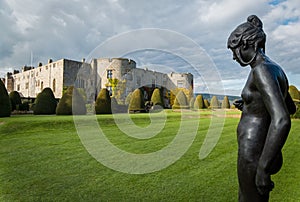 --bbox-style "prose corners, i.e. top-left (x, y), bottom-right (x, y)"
top-left (227, 15), bottom-right (266, 66)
